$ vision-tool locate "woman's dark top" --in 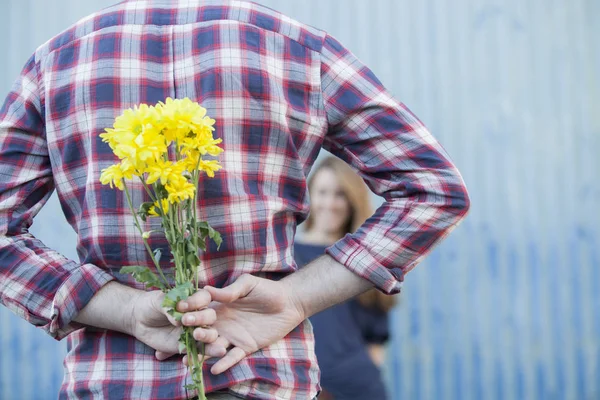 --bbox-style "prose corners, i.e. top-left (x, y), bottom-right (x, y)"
top-left (294, 241), bottom-right (389, 400)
